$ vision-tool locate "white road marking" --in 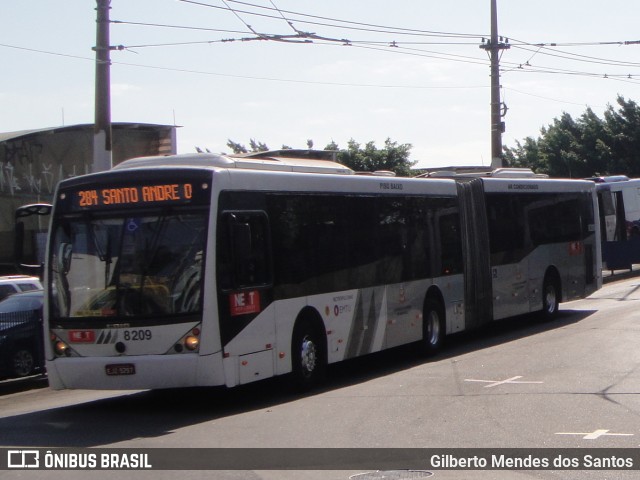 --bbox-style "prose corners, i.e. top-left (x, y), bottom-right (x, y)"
top-left (555, 429), bottom-right (634, 440)
top-left (464, 375), bottom-right (543, 388)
